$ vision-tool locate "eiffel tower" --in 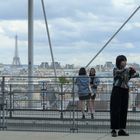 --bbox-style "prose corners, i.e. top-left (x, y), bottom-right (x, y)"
top-left (12, 35), bottom-right (21, 66)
